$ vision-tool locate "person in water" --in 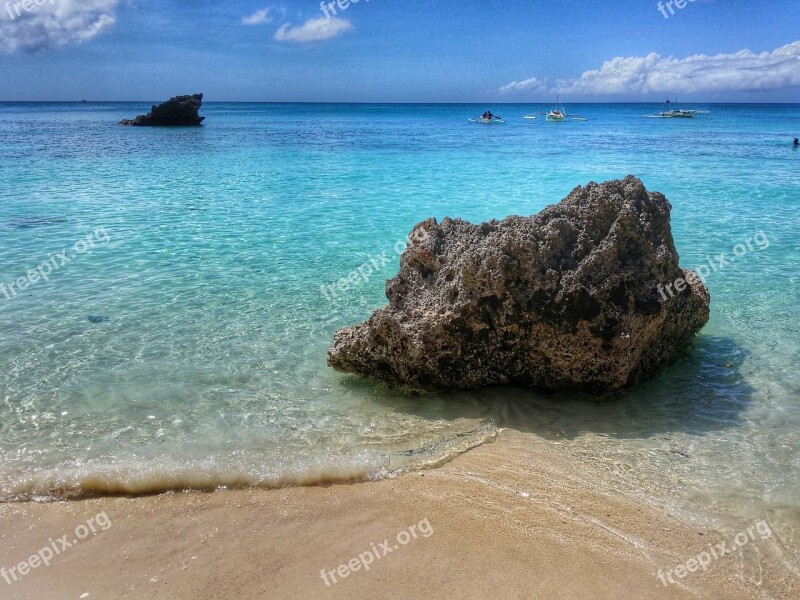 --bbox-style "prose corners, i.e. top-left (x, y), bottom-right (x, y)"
top-left (794, 138), bottom-right (799, 147)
